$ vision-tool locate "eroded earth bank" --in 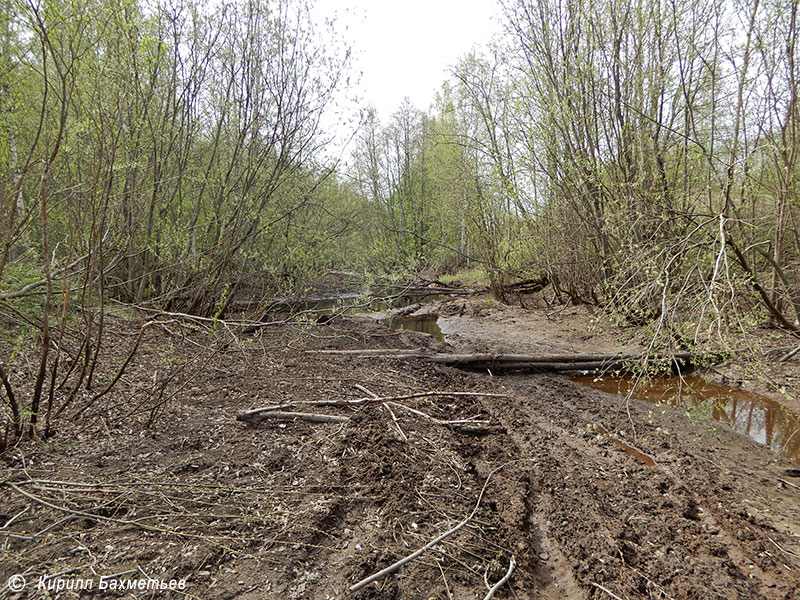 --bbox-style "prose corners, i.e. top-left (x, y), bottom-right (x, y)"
top-left (1, 297), bottom-right (799, 599)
